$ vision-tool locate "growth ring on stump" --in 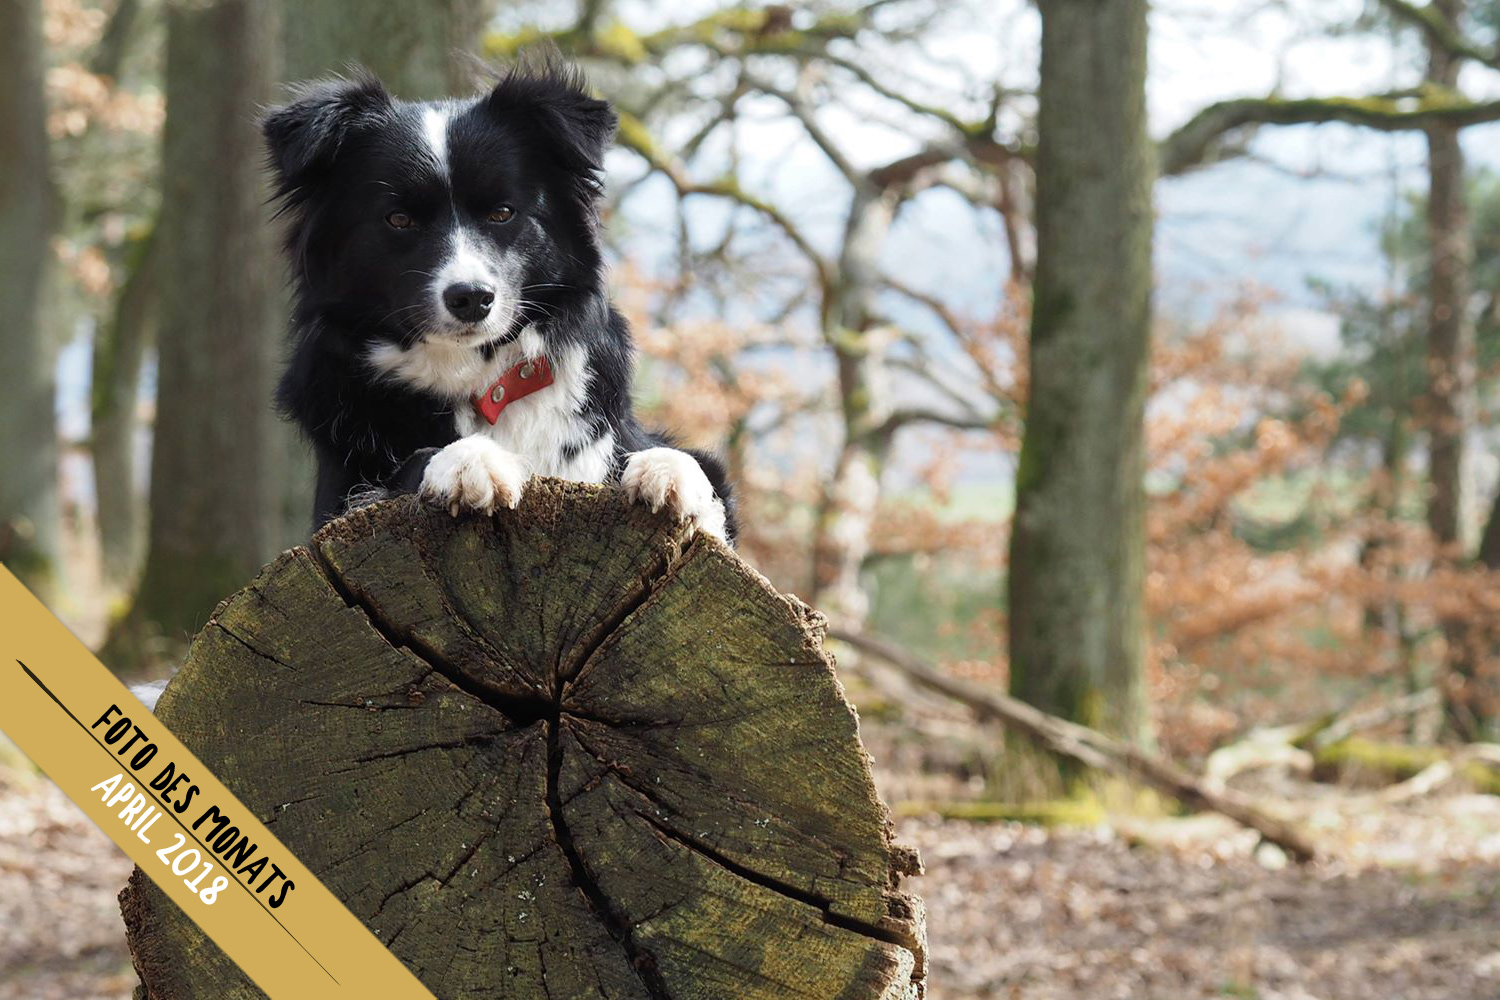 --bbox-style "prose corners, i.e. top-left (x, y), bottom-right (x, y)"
top-left (121, 480), bottom-right (926, 999)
